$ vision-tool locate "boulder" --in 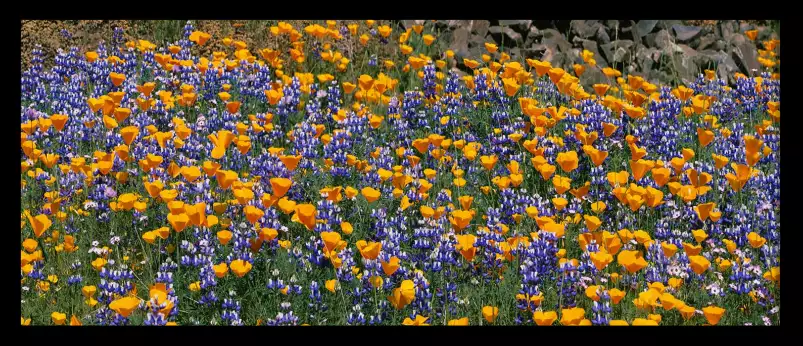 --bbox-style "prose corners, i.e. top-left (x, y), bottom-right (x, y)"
top-left (579, 64), bottom-right (606, 86)
top-left (612, 47), bottom-right (629, 63)
top-left (672, 25), bottom-right (702, 42)
top-left (635, 20), bottom-right (659, 36)
top-left (571, 20), bottom-right (601, 39)
top-left (401, 20), bottom-right (425, 30)
top-left (730, 33), bottom-right (761, 76)
top-left (617, 25), bottom-right (636, 41)
top-left (676, 44), bottom-right (698, 58)
top-left (488, 26), bottom-right (523, 47)
top-left (600, 40), bottom-right (634, 64)
top-left (719, 20), bottom-right (739, 40)
top-left (498, 20), bottom-right (533, 35)
top-left (696, 33), bottom-right (717, 50)
top-left (635, 46), bottom-right (660, 72)
top-left (653, 29), bottom-right (673, 50)
top-left (508, 46), bottom-right (523, 61)
top-left (694, 49), bottom-right (734, 76)
top-left (630, 20), bottom-right (654, 43)
top-left (647, 68), bottom-right (675, 86)
top-left (524, 26), bottom-right (543, 47)
top-left (596, 25), bottom-right (611, 45)
top-left (580, 39), bottom-right (607, 67)
top-left (657, 20), bottom-right (682, 30)
top-left (540, 28), bottom-right (572, 53)
top-left (447, 20), bottom-right (472, 30)
top-left (670, 52), bottom-right (700, 85)
top-left (521, 43), bottom-right (548, 59)
top-left (471, 20), bottom-right (491, 38)
top-left (532, 20), bottom-right (556, 30)
top-left (449, 27), bottom-right (471, 59)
